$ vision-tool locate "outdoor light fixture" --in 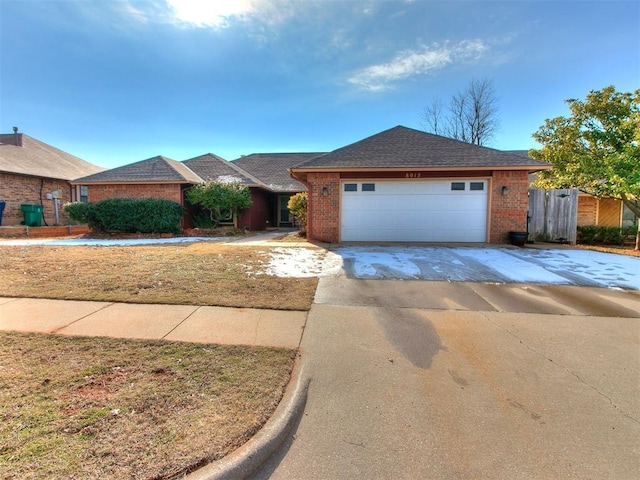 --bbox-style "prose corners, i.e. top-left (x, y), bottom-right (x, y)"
top-left (501, 186), bottom-right (509, 196)
top-left (322, 186), bottom-right (329, 196)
